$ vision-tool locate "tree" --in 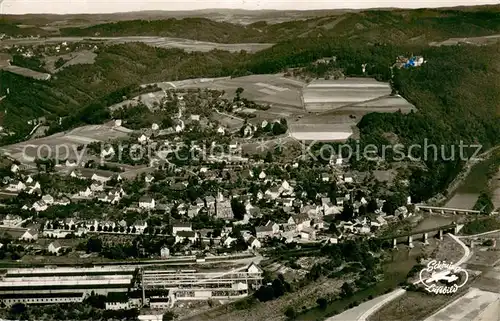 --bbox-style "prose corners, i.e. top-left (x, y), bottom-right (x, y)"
top-left (367, 198), bottom-right (379, 213)
top-left (284, 306), bottom-right (297, 319)
top-left (255, 285), bottom-right (275, 302)
top-left (235, 87), bottom-right (244, 100)
top-left (317, 297), bottom-right (328, 309)
top-left (272, 278), bottom-right (286, 297)
top-left (341, 282), bottom-right (354, 298)
top-left (231, 198), bottom-right (246, 220)
top-left (163, 311), bottom-right (176, 321)
top-left (86, 237), bottom-right (103, 253)
top-left (340, 204), bottom-right (354, 221)
top-left (10, 303), bottom-right (26, 315)
top-left (265, 151), bottom-right (274, 163)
